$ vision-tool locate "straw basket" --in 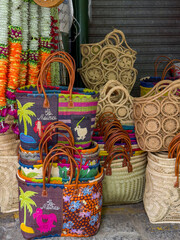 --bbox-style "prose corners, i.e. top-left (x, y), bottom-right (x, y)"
top-left (96, 80), bottom-right (134, 125)
top-left (33, 0), bottom-right (64, 7)
top-left (78, 29), bottom-right (137, 92)
top-left (133, 80), bottom-right (180, 152)
top-left (103, 153), bottom-right (147, 205)
top-left (143, 152), bottom-right (180, 223)
top-left (0, 156), bottom-right (19, 213)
